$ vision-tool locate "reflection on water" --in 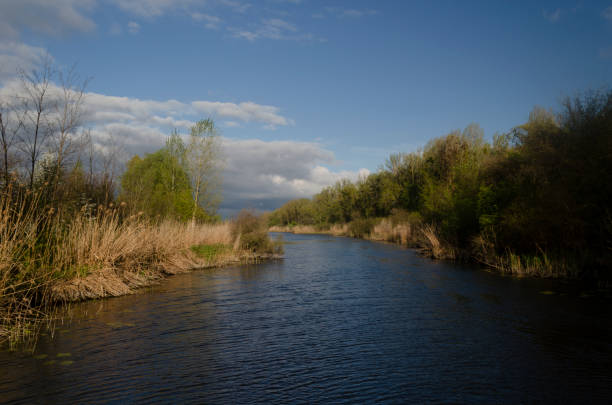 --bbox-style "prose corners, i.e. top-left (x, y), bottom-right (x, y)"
top-left (1, 232), bottom-right (611, 403)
